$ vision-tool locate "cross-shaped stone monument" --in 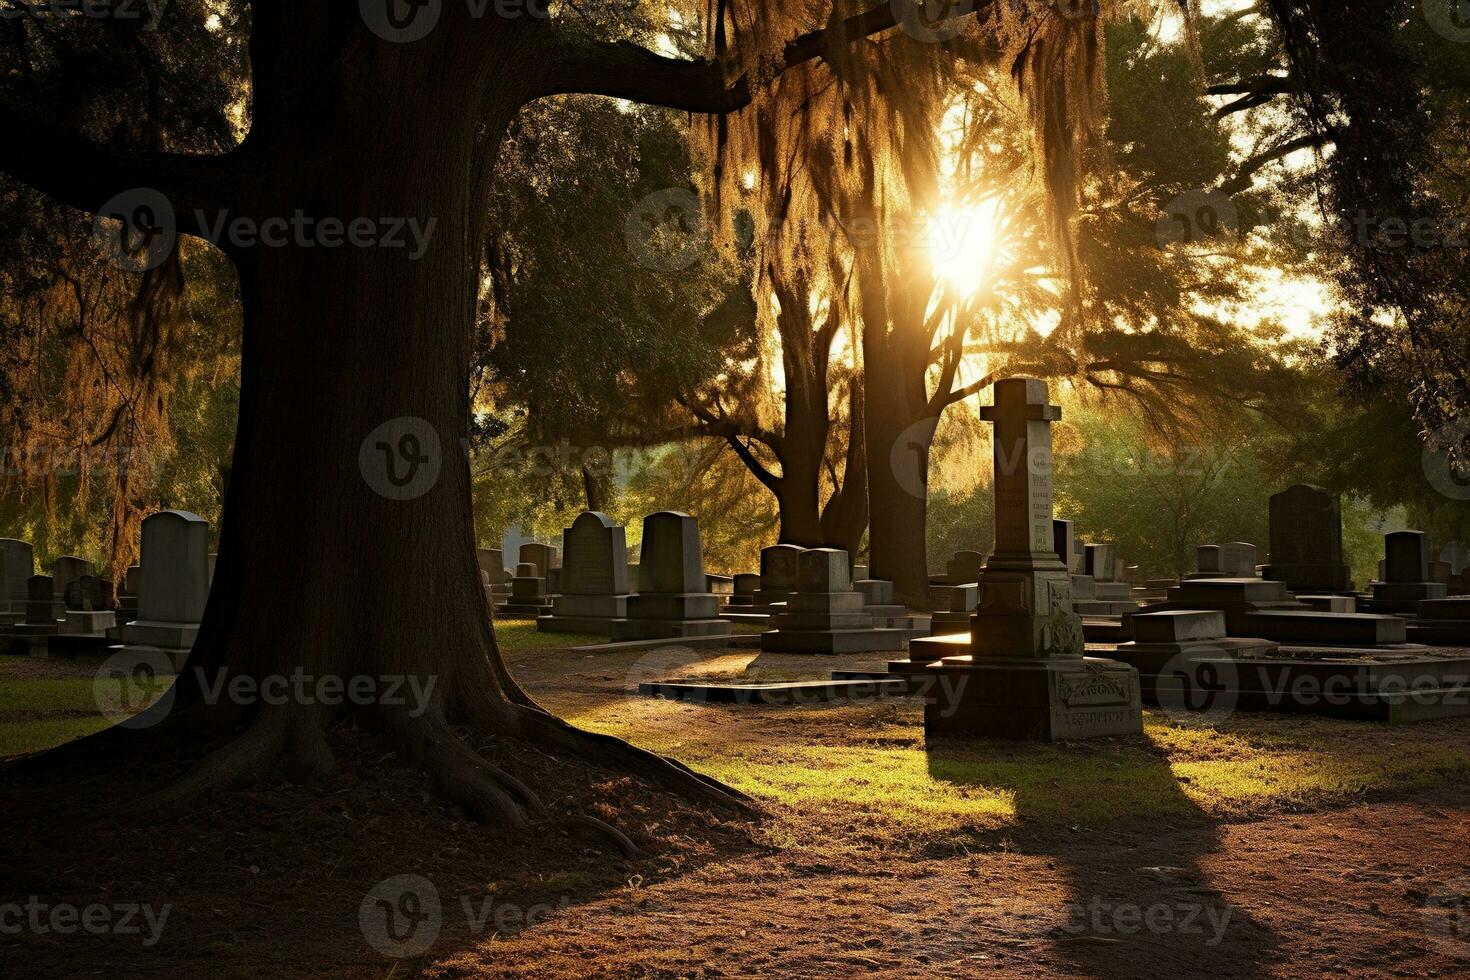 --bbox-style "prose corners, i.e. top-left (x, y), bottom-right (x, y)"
top-left (906, 379), bottom-right (1142, 740)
